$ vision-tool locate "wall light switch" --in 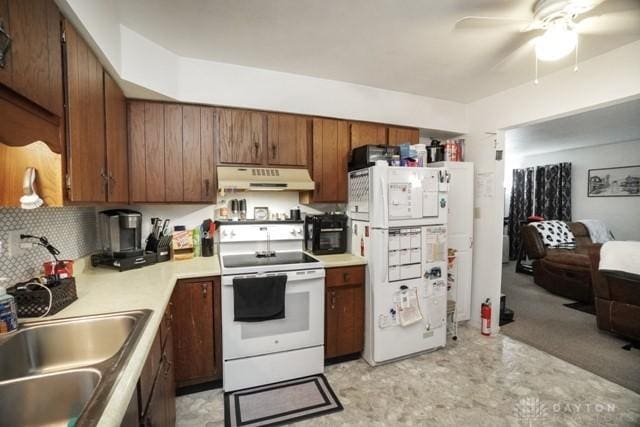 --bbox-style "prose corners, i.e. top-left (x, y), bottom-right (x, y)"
top-left (8, 229), bottom-right (26, 257)
top-left (474, 207), bottom-right (481, 219)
